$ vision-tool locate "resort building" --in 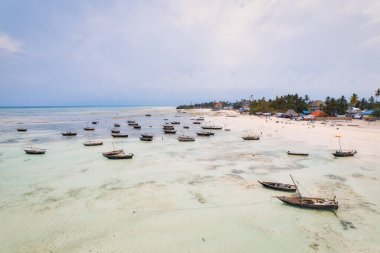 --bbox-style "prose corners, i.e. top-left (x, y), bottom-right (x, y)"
top-left (310, 100), bottom-right (325, 112)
